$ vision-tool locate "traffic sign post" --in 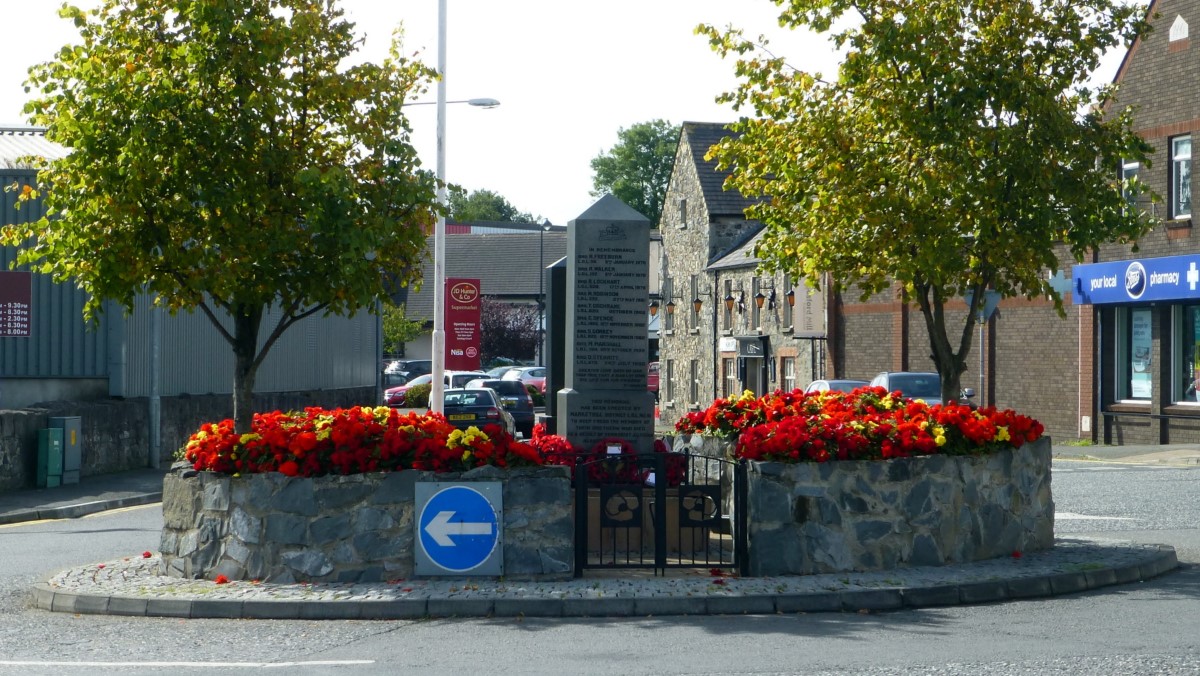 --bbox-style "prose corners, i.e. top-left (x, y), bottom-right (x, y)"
top-left (415, 482), bottom-right (503, 576)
